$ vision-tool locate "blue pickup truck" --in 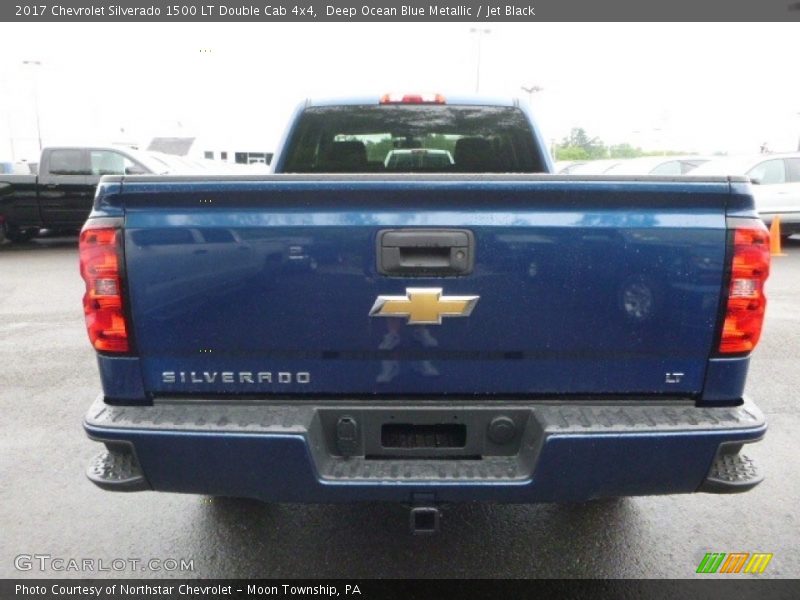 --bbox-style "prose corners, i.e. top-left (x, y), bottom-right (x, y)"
top-left (81, 95), bottom-right (770, 533)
